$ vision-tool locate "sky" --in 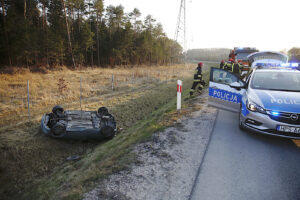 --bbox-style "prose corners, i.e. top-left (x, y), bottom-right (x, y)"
top-left (104, 0), bottom-right (300, 51)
